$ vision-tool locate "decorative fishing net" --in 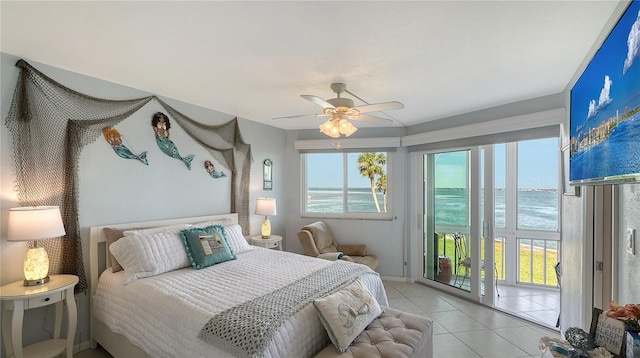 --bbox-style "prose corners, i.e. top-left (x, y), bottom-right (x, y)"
top-left (5, 60), bottom-right (253, 292)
